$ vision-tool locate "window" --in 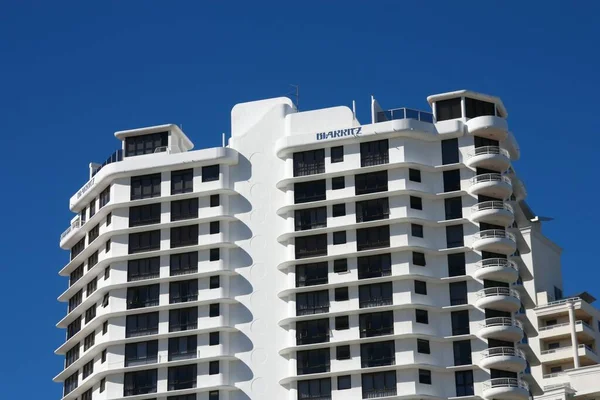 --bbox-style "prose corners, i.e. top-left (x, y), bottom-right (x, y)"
top-left (453, 340), bottom-right (472, 365)
top-left (81, 388), bottom-right (92, 400)
top-left (202, 164), bottom-right (220, 182)
top-left (68, 290), bottom-right (82, 313)
top-left (332, 203), bottom-right (345, 217)
top-left (293, 149), bottom-right (325, 176)
top-left (209, 391), bottom-right (219, 400)
top-left (409, 168), bottom-right (421, 182)
top-left (297, 290), bottom-right (329, 316)
top-left (446, 225), bottom-right (464, 248)
top-left (209, 332), bottom-right (220, 346)
top-left (105, 266), bottom-right (110, 279)
top-left (129, 204), bottom-right (161, 227)
top-left (69, 264), bottom-right (84, 286)
top-left (331, 146), bottom-right (344, 163)
top-left (335, 316), bottom-right (349, 330)
top-left (105, 239), bottom-right (111, 252)
top-left (414, 280), bottom-right (427, 295)
top-left (356, 198), bottom-right (389, 222)
top-left (359, 311), bottom-right (394, 338)
top-left (435, 98), bottom-right (462, 121)
top-left (71, 238), bottom-right (85, 260)
top-left (125, 340), bottom-right (159, 366)
top-left (358, 253), bottom-right (391, 279)
top-left (410, 196), bottom-right (422, 210)
top-left (448, 253), bottom-right (466, 277)
top-left (419, 369), bottom-right (432, 385)
top-left (169, 307), bottom-right (198, 332)
top-left (449, 281), bottom-right (468, 305)
top-left (99, 185), bottom-right (111, 208)
top-left (362, 371), bottom-right (397, 398)
top-left (451, 310), bottom-right (470, 335)
top-left (361, 340), bottom-right (395, 368)
top-left (443, 170), bottom-right (461, 192)
top-left (361, 139), bottom-right (389, 166)
top-left (209, 275), bottom-right (220, 289)
top-left (170, 280), bottom-right (198, 303)
top-left (126, 312), bottom-right (159, 337)
top-left (64, 372), bottom-right (78, 396)
top-left (336, 345), bottom-right (350, 360)
top-left (89, 200), bottom-right (96, 218)
top-left (100, 377), bottom-right (106, 393)
top-left (355, 170), bottom-right (388, 195)
top-left (101, 349), bottom-right (106, 363)
top-left (359, 282), bottom-right (393, 308)
top-left (298, 378), bottom-right (331, 400)
top-left (106, 212), bottom-right (112, 226)
top-left (170, 252), bottom-right (198, 275)
top-left (357, 225), bottom-right (390, 251)
top-left (168, 364), bottom-right (197, 390)
top-left (297, 348), bottom-right (330, 375)
top-left (333, 259), bottom-right (347, 273)
top-left (209, 303), bottom-right (220, 317)
top-left (338, 375), bottom-right (351, 390)
top-left (124, 369), bottom-right (158, 396)
top-left (294, 180), bottom-right (326, 204)
top-left (210, 248), bottom-right (220, 261)
top-left (125, 131), bottom-right (168, 157)
top-left (87, 251), bottom-right (98, 270)
top-left (465, 97), bottom-right (495, 118)
top-left (413, 252), bottom-right (426, 266)
top-left (416, 309), bottom-right (429, 324)
top-left (548, 342), bottom-right (560, 350)
top-left (209, 360), bottom-right (220, 375)
top-left (128, 257), bottom-right (160, 281)
top-left (65, 344), bottom-right (80, 367)
top-left (81, 207), bottom-right (87, 224)
top-left (131, 173), bottom-right (161, 200)
top-left (171, 168), bottom-right (193, 194)
top-left (333, 231), bottom-right (346, 245)
top-left (411, 223), bottom-right (423, 238)
top-left (296, 319), bottom-right (330, 345)
top-left (103, 321), bottom-right (108, 335)
top-left (210, 194), bottom-right (220, 207)
top-left (129, 230), bottom-right (161, 254)
top-left (455, 370), bottom-right (474, 396)
top-left (332, 176), bottom-right (345, 190)
top-left (102, 293), bottom-right (109, 307)
top-left (127, 284), bottom-right (160, 309)
top-left (441, 138), bottom-right (460, 165)
top-left (168, 335), bottom-right (197, 361)
top-left (417, 339), bottom-right (430, 354)
top-left (83, 360), bottom-right (94, 379)
top-left (88, 223), bottom-right (99, 244)
top-left (209, 221), bottom-right (220, 235)
top-left (445, 197), bottom-right (463, 220)
top-left (295, 207), bottom-right (327, 231)
top-left (335, 287), bottom-right (349, 301)
top-left (171, 225), bottom-right (198, 248)
top-left (550, 366), bottom-right (563, 373)
top-left (85, 305), bottom-right (96, 324)
top-left (296, 262), bottom-right (328, 287)
top-left (295, 234), bottom-right (327, 259)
